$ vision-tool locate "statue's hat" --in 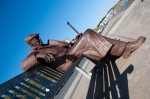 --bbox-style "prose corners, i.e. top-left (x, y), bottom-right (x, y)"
top-left (25, 34), bottom-right (39, 42)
